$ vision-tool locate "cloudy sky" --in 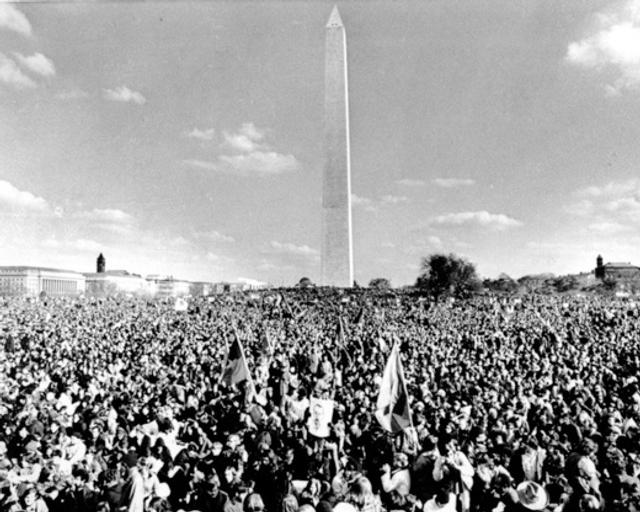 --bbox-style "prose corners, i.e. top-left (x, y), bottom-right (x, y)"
top-left (2, 0), bottom-right (640, 285)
